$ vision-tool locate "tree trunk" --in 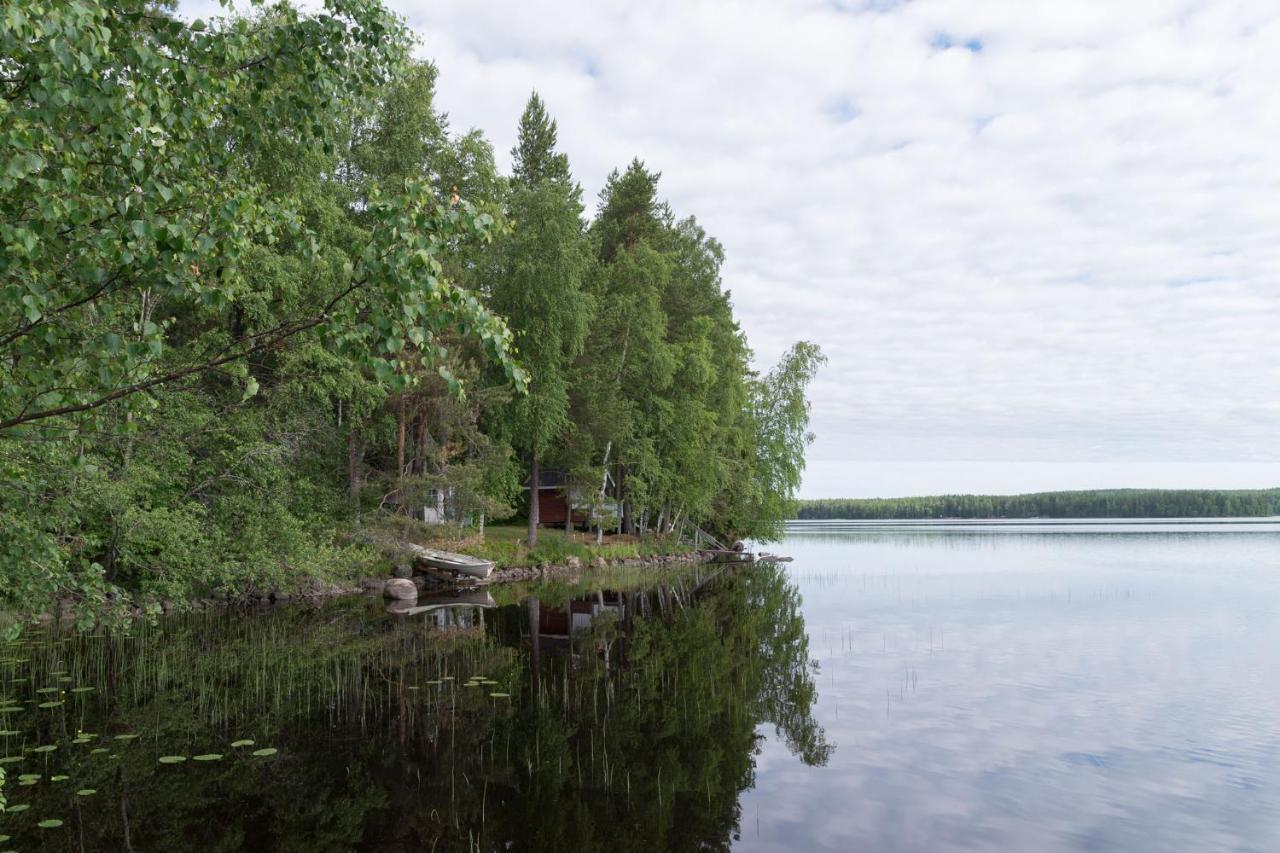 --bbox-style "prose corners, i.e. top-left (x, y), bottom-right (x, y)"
top-left (346, 427), bottom-right (362, 507)
top-left (396, 396), bottom-right (406, 476)
top-left (618, 466), bottom-right (630, 535)
top-left (527, 454), bottom-right (539, 547)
